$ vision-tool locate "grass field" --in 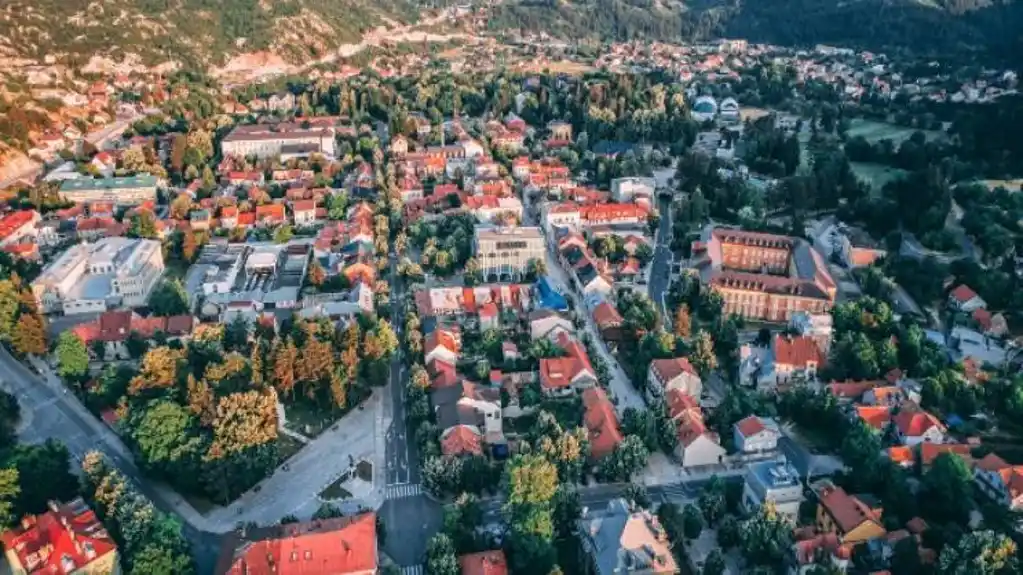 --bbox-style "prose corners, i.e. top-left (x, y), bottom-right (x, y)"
top-left (979, 179), bottom-right (1023, 192)
top-left (514, 60), bottom-right (595, 76)
top-left (846, 119), bottom-right (944, 144)
top-left (851, 162), bottom-right (908, 191)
